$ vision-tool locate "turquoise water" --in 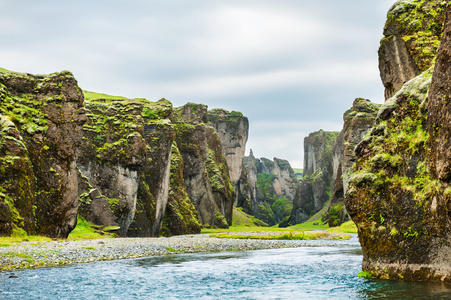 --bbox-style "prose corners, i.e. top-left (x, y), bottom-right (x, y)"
top-left (1, 237), bottom-right (451, 299)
